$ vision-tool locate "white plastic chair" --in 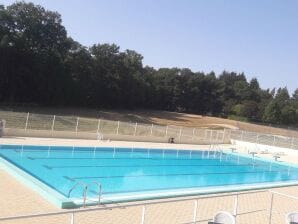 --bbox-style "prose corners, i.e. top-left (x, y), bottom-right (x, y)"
top-left (286, 212), bottom-right (298, 224)
top-left (209, 211), bottom-right (236, 224)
